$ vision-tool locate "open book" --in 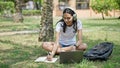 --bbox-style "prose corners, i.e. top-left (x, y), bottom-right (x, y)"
top-left (35, 56), bottom-right (58, 63)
